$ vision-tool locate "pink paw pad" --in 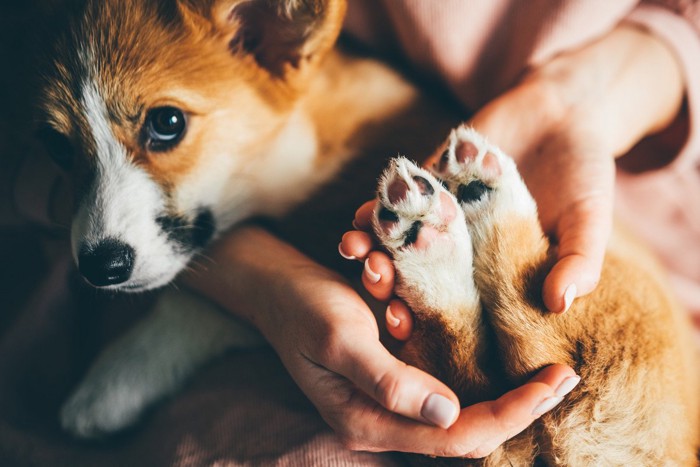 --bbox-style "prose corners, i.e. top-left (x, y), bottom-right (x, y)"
top-left (387, 179), bottom-right (409, 204)
top-left (410, 192), bottom-right (458, 251)
top-left (456, 141), bottom-right (479, 163)
top-left (387, 175), bottom-right (435, 204)
top-left (481, 152), bottom-right (502, 179)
